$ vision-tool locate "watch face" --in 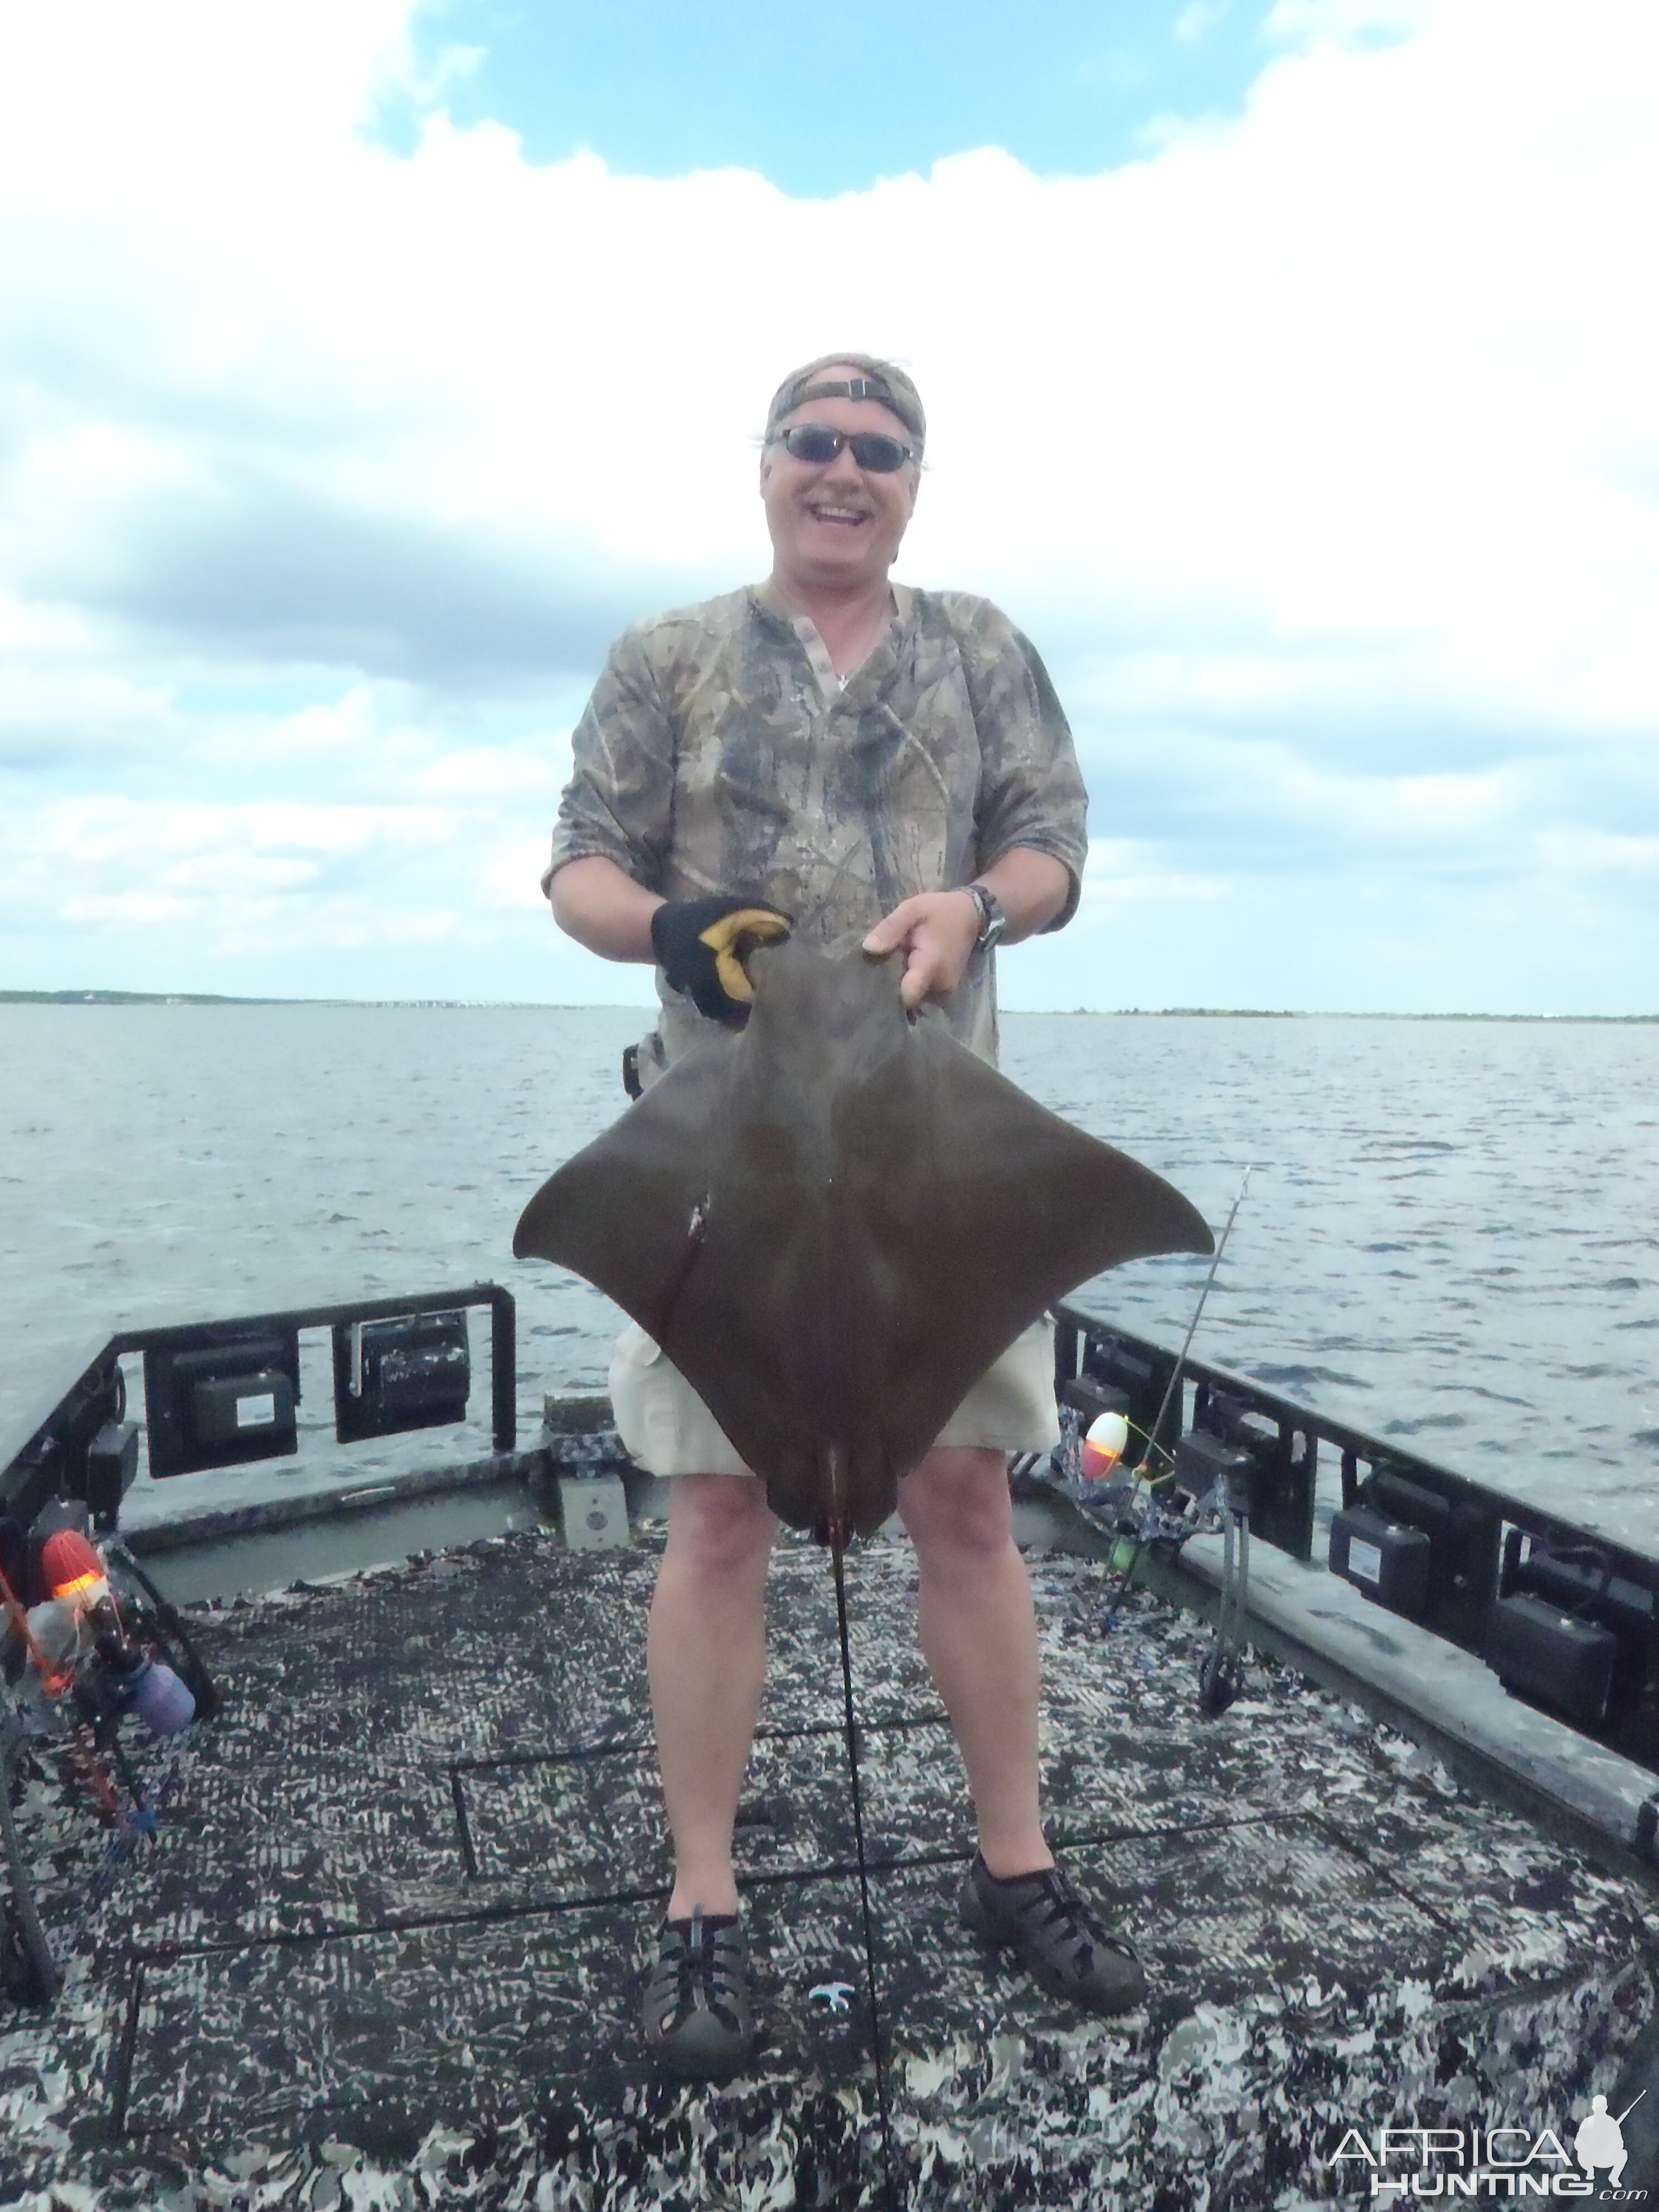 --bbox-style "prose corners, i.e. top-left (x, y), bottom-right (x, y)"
top-left (972, 887), bottom-right (1006, 950)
